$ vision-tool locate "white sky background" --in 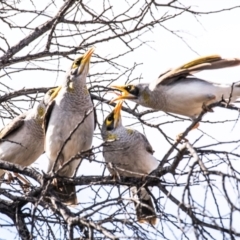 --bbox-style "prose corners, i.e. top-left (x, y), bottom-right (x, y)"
top-left (1, 0), bottom-right (240, 239)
